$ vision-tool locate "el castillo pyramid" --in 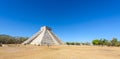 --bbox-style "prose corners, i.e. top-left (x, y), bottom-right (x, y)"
top-left (22, 26), bottom-right (64, 45)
